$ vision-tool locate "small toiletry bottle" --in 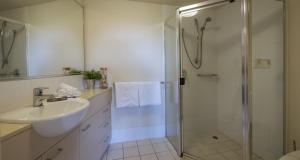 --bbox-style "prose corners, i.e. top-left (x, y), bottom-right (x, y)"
top-left (100, 67), bottom-right (108, 89)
